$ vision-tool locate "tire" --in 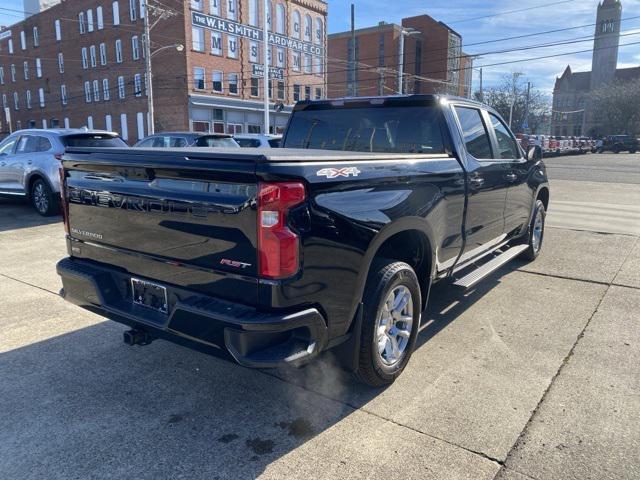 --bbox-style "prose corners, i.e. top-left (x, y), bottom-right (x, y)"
top-left (31, 178), bottom-right (59, 216)
top-left (520, 199), bottom-right (546, 261)
top-left (355, 260), bottom-right (421, 387)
